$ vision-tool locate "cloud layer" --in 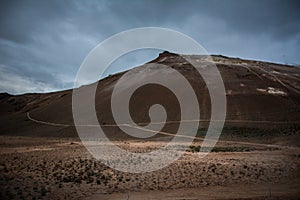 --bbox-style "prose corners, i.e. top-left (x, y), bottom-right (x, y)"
top-left (0, 0), bottom-right (299, 94)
